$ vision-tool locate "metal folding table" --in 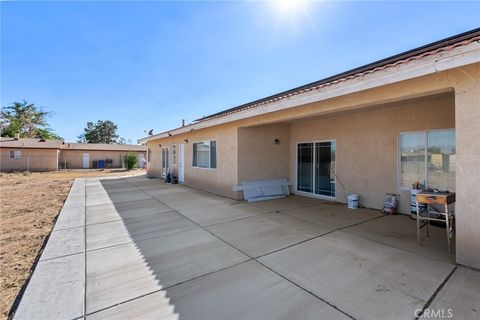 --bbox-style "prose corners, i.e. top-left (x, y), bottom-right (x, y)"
top-left (416, 191), bottom-right (456, 252)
